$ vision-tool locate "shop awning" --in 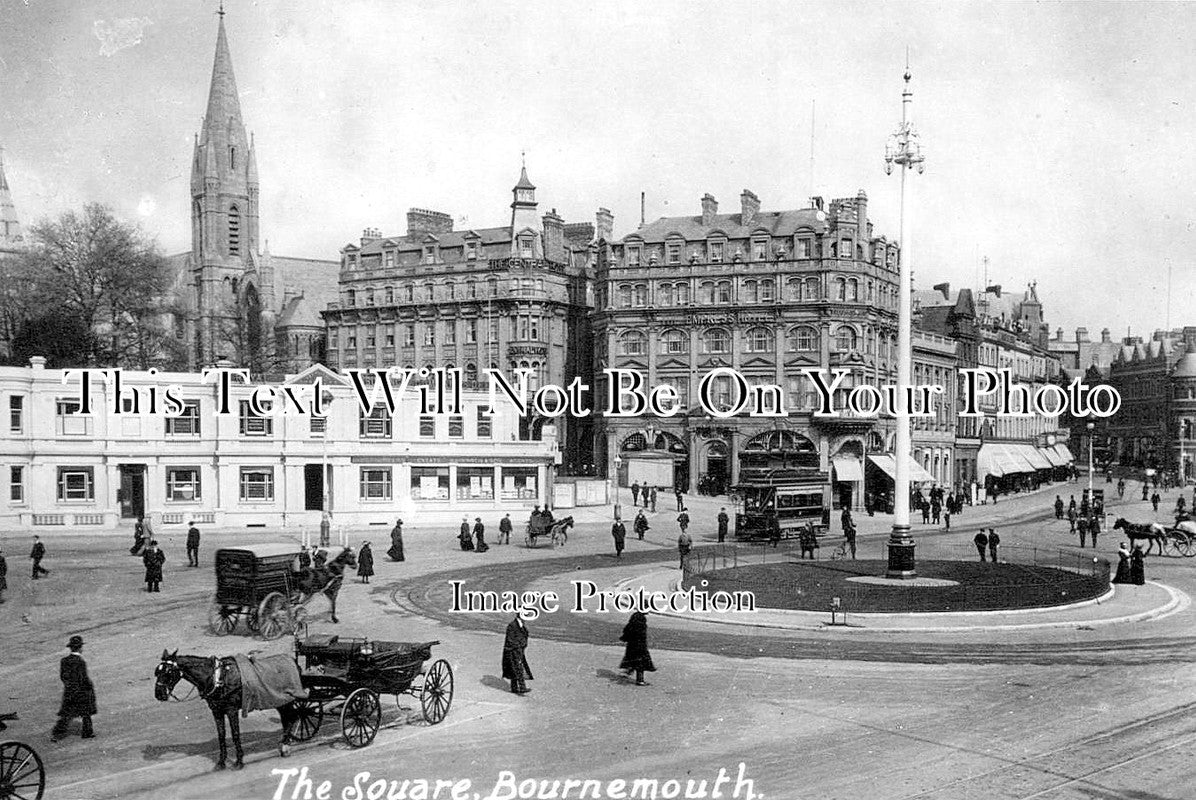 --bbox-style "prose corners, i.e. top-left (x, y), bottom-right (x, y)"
top-left (1041, 446), bottom-right (1068, 468)
top-left (1017, 444), bottom-right (1055, 471)
top-left (1053, 444), bottom-right (1075, 463)
top-left (978, 444), bottom-right (1032, 477)
top-left (867, 454), bottom-right (937, 485)
top-left (831, 456), bottom-right (864, 482)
